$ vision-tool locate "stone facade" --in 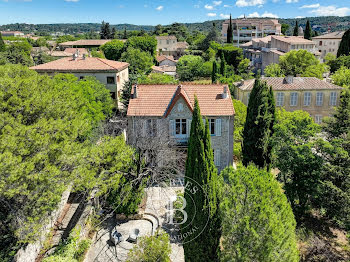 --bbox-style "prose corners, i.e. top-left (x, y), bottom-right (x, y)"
top-left (127, 93), bottom-right (234, 172)
top-left (312, 31), bottom-right (344, 60)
